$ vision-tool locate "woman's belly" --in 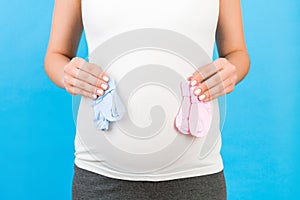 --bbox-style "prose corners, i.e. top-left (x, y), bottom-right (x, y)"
top-left (74, 28), bottom-right (222, 174)
top-left (76, 94), bottom-right (221, 174)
